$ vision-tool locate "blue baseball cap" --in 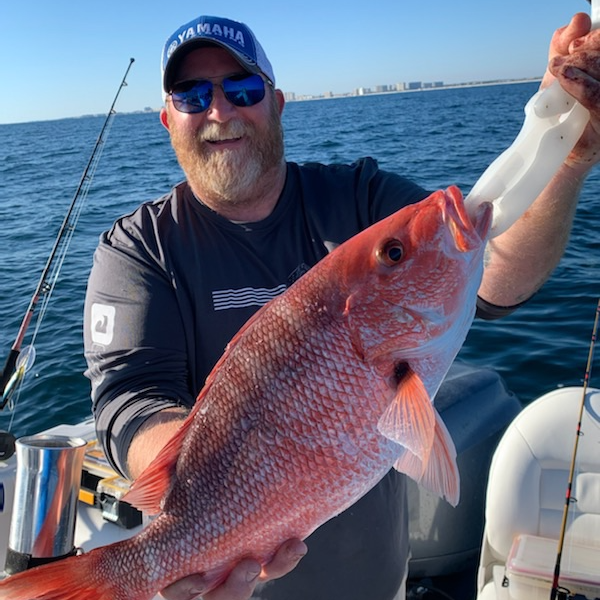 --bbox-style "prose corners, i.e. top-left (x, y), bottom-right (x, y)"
top-left (161, 15), bottom-right (275, 94)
